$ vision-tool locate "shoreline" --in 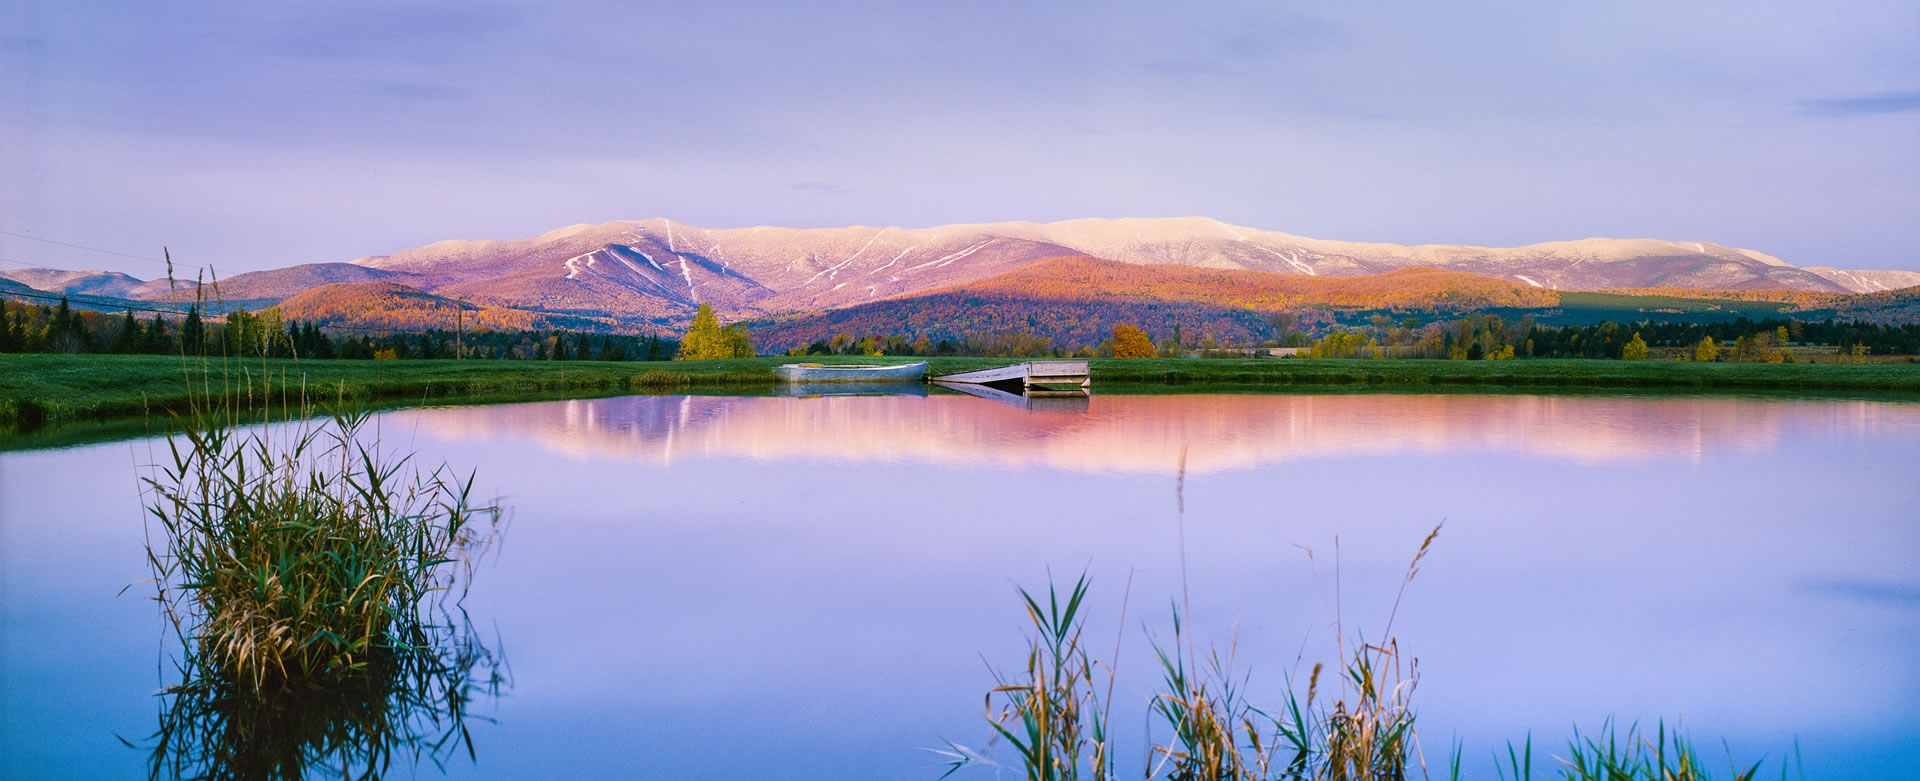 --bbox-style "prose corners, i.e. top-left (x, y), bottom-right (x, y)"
top-left (6, 353), bottom-right (1920, 443)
